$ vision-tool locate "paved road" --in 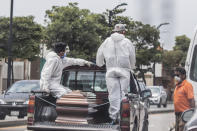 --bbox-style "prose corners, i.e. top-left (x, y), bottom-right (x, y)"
top-left (148, 103), bottom-right (174, 114)
top-left (0, 116), bottom-right (27, 122)
top-left (149, 112), bottom-right (175, 131)
top-left (0, 126), bottom-right (26, 131)
top-left (149, 103), bottom-right (174, 110)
